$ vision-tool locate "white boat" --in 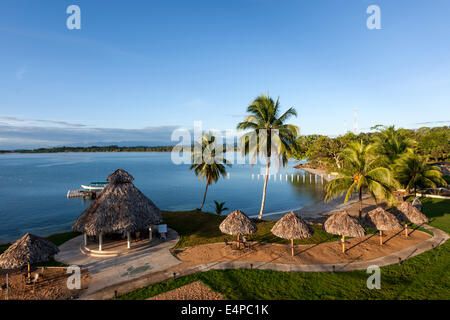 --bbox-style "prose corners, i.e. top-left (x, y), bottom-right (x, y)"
top-left (81, 182), bottom-right (108, 191)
